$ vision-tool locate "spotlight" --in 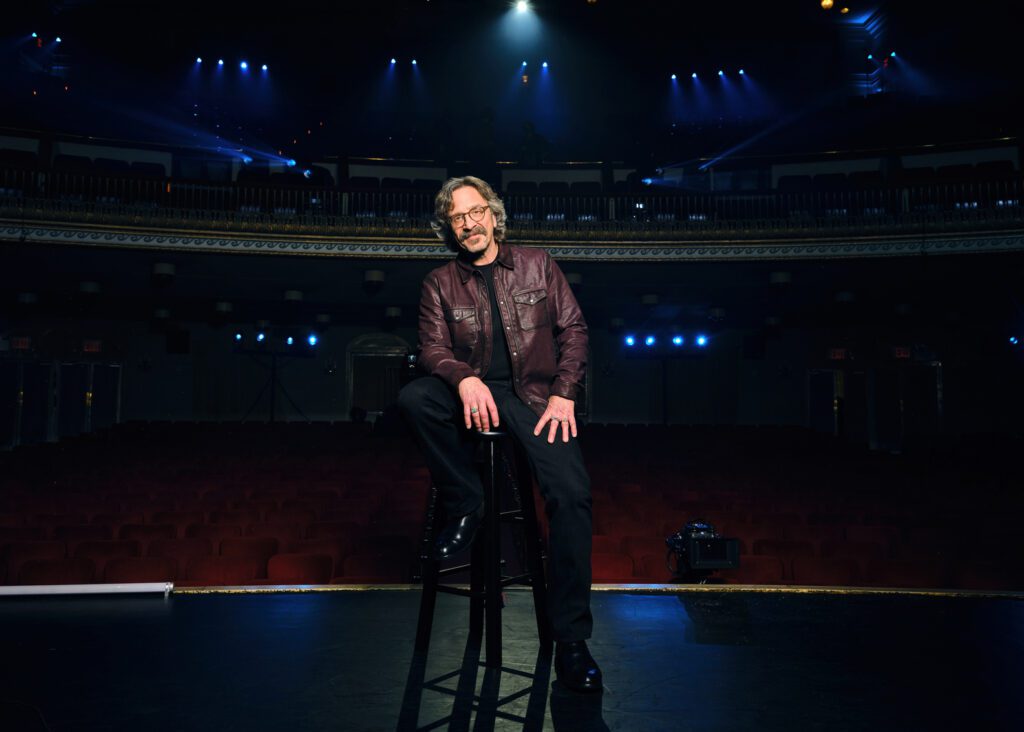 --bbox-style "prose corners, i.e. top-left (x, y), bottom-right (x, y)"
top-left (241, 155), bottom-right (253, 164)
top-left (671, 73), bottom-right (677, 80)
top-left (1011, 336), bottom-right (1020, 345)
top-left (218, 59), bottom-right (224, 66)
top-left (234, 332), bottom-right (243, 342)
top-left (31, 32), bottom-right (38, 38)
top-left (696, 334), bottom-right (709, 347)
top-left (672, 336), bottom-right (684, 346)
top-left (645, 335), bottom-right (657, 347)
top-left (717, 70), bottom-right (724, 76)
top-left (307, 334), bottom-right (318, 347)
top-left (542, 61), bottom-right (548, 68)
top-left (256, 332), bottom-right (266, 343)
top-left (516, 1), bottom-right (529, 12)
top-left (303, 169), bottom-right (312, 179)
top-left (641, 177), bottom-right (653, 185)
top-left (240, 60), bottom-right (248, 70)
top-left (286, 336), bottom-right (294, 346)
top-left (890, 51), bottom-right (896, 58)
top-left (261, 64), bottom-right (268, 71)
top-left (691, 72), bottom-right (697, 79)
top-left (56, 37), bottom-right (62, 43)
top-left (522, 60), bottom-right (527, 66)
top-left (867, 54), bottom-right (874, 61)
top-left (390, 57), bottom-right (396, 64)
top-left (196, 57), bottom-right (202, 63)
top-left (624, 335), bottom-right (636, 347)
top-left (739, 69), bottom-right (745, 75)
top-left (411, 59), bottom-right (417, 65)
top-left (286, 159), bottom-right (296, 167)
